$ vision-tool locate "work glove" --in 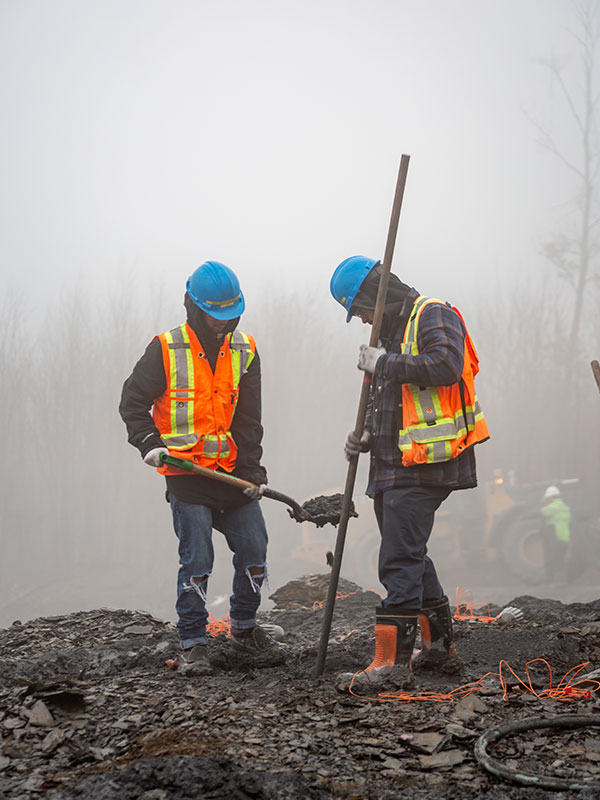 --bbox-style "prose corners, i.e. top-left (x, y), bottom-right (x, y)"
top-left (243, 483), bottom-right (267, 500)
top-left (495, 606), bottom-right (525, 624)
top-left (143, 447), bottom-right (170, 468)
top-left (358, 344), bottom-right (386, 374)
top-left (344, 430), bottom-right (372, 461)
